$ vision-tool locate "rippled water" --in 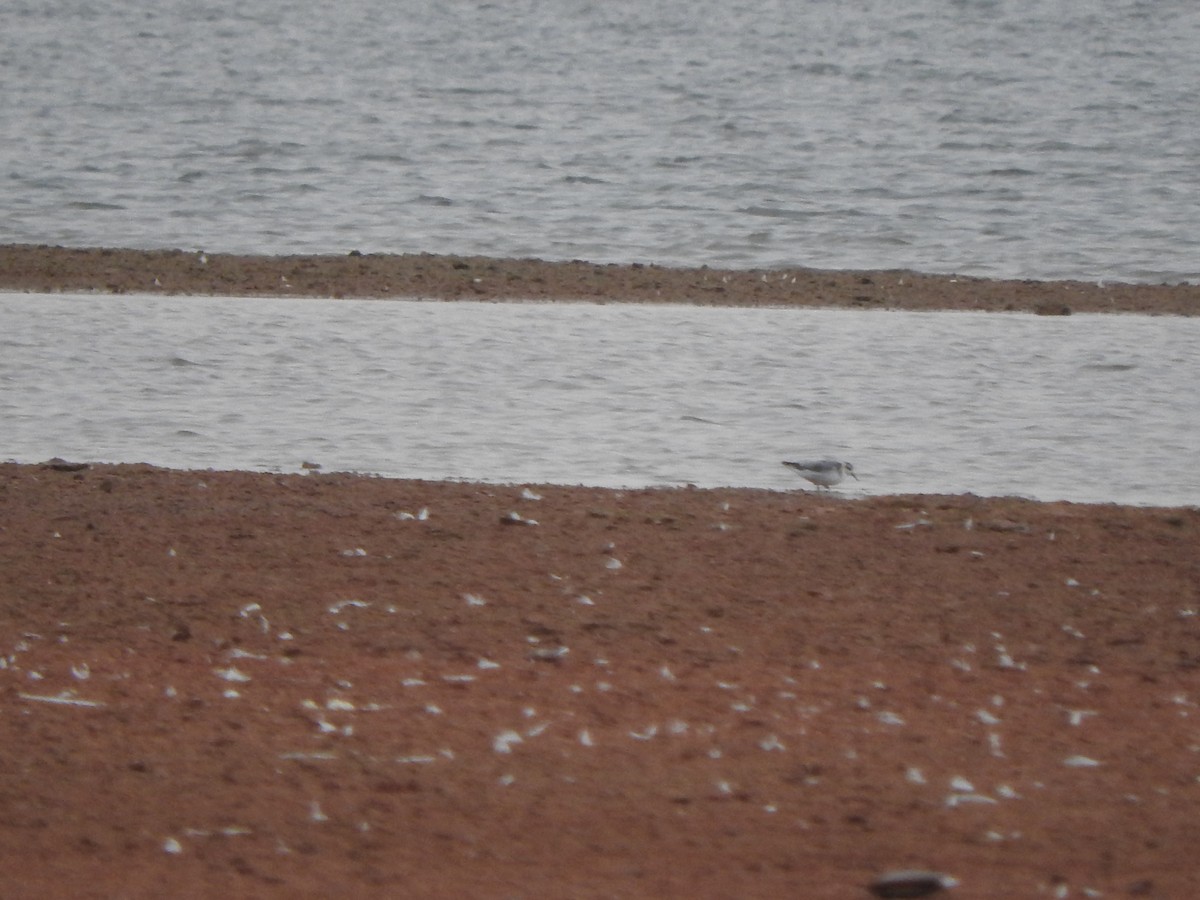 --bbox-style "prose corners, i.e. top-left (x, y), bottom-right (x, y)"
top-left (2, 293), bottom-right (1197, 507)
top-left (2, 0), bottom-right (1198, 282)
